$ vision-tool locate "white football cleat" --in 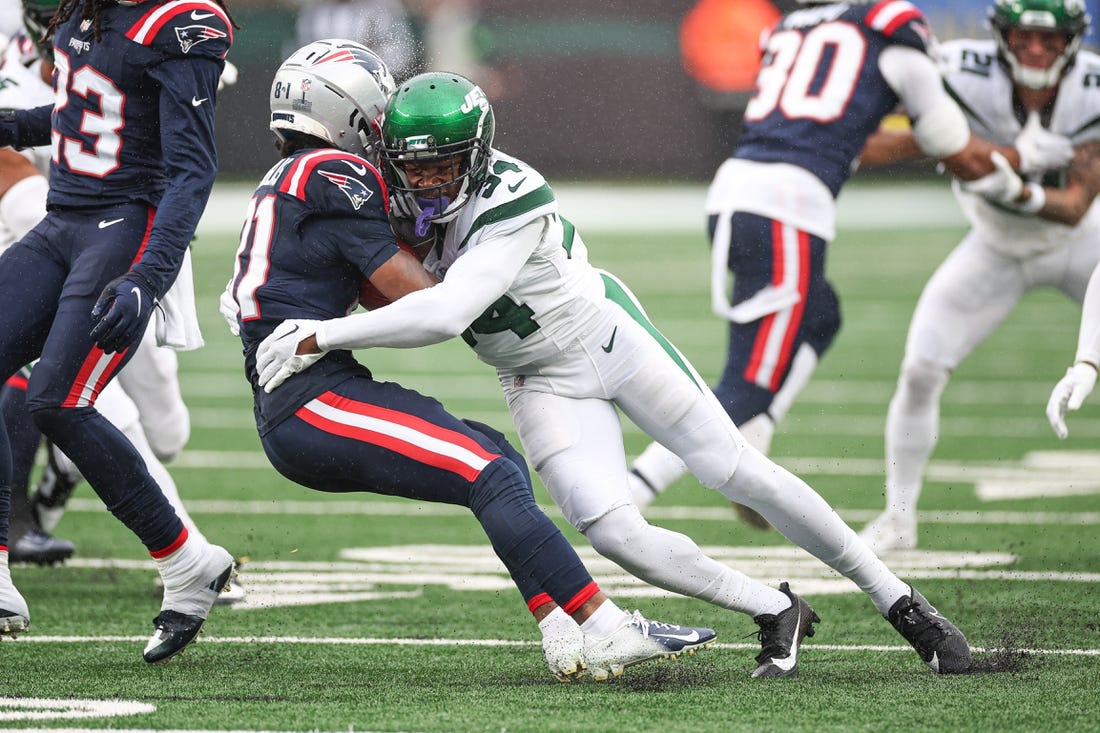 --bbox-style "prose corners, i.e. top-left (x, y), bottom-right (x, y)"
top-left (542, 624), bottom-right (586, 682)
top-left (0, 572), bottom-right (29, 637)
top-left (583, 610), bottom-right (716, 681)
